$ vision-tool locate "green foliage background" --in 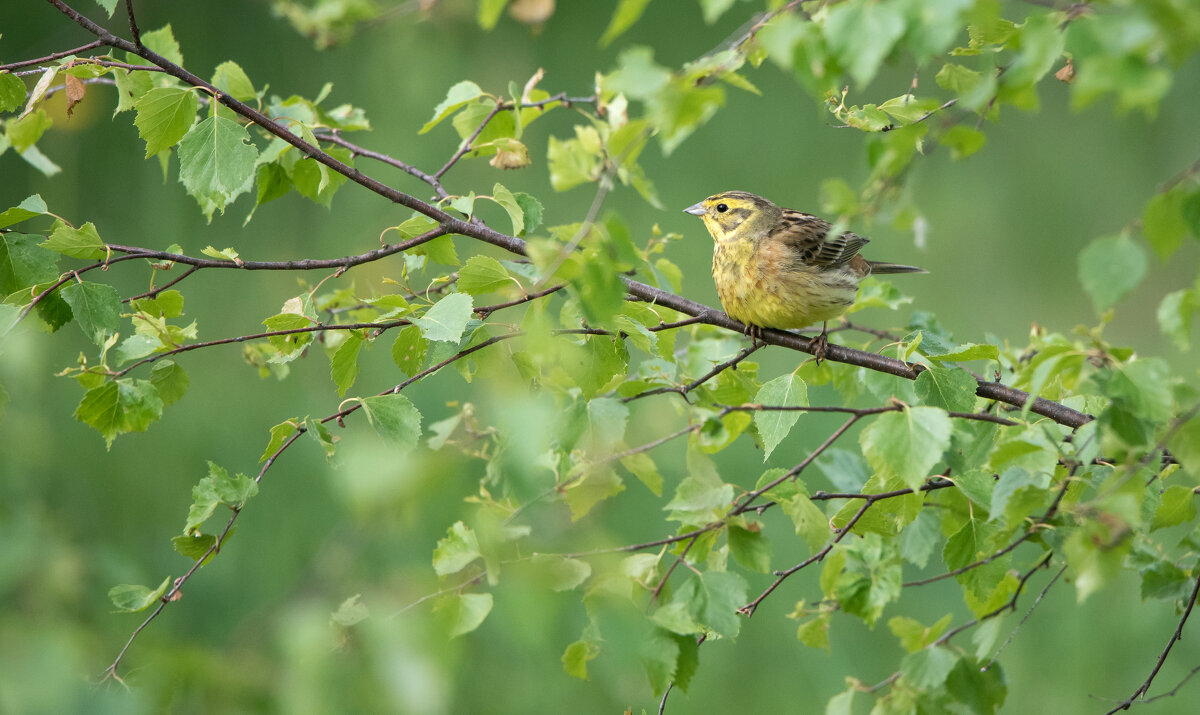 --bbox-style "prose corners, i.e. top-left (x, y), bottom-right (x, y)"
top-left (2, 0), bottom-right (1200, 713)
